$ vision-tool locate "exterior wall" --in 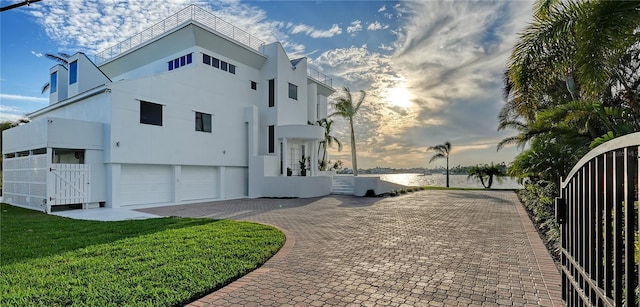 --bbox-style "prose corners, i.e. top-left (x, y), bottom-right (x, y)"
top-left (67, 53), bottom-right (111, 98)
top-left (49, 64), bottom-right (68, 105)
